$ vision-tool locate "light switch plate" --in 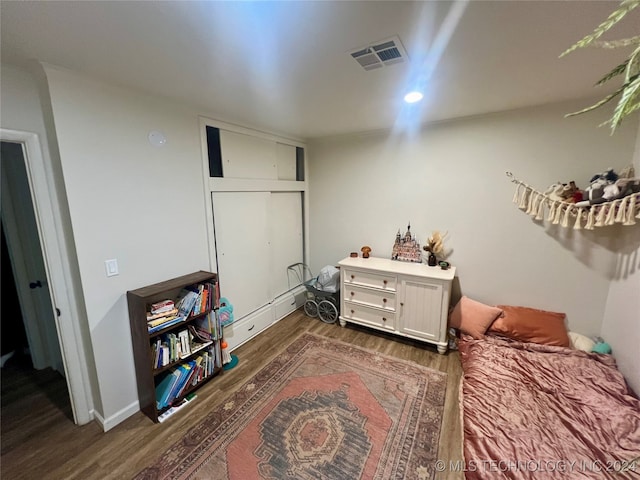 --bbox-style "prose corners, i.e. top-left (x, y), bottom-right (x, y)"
top-left (105, 259), bottom-right (119, 277)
